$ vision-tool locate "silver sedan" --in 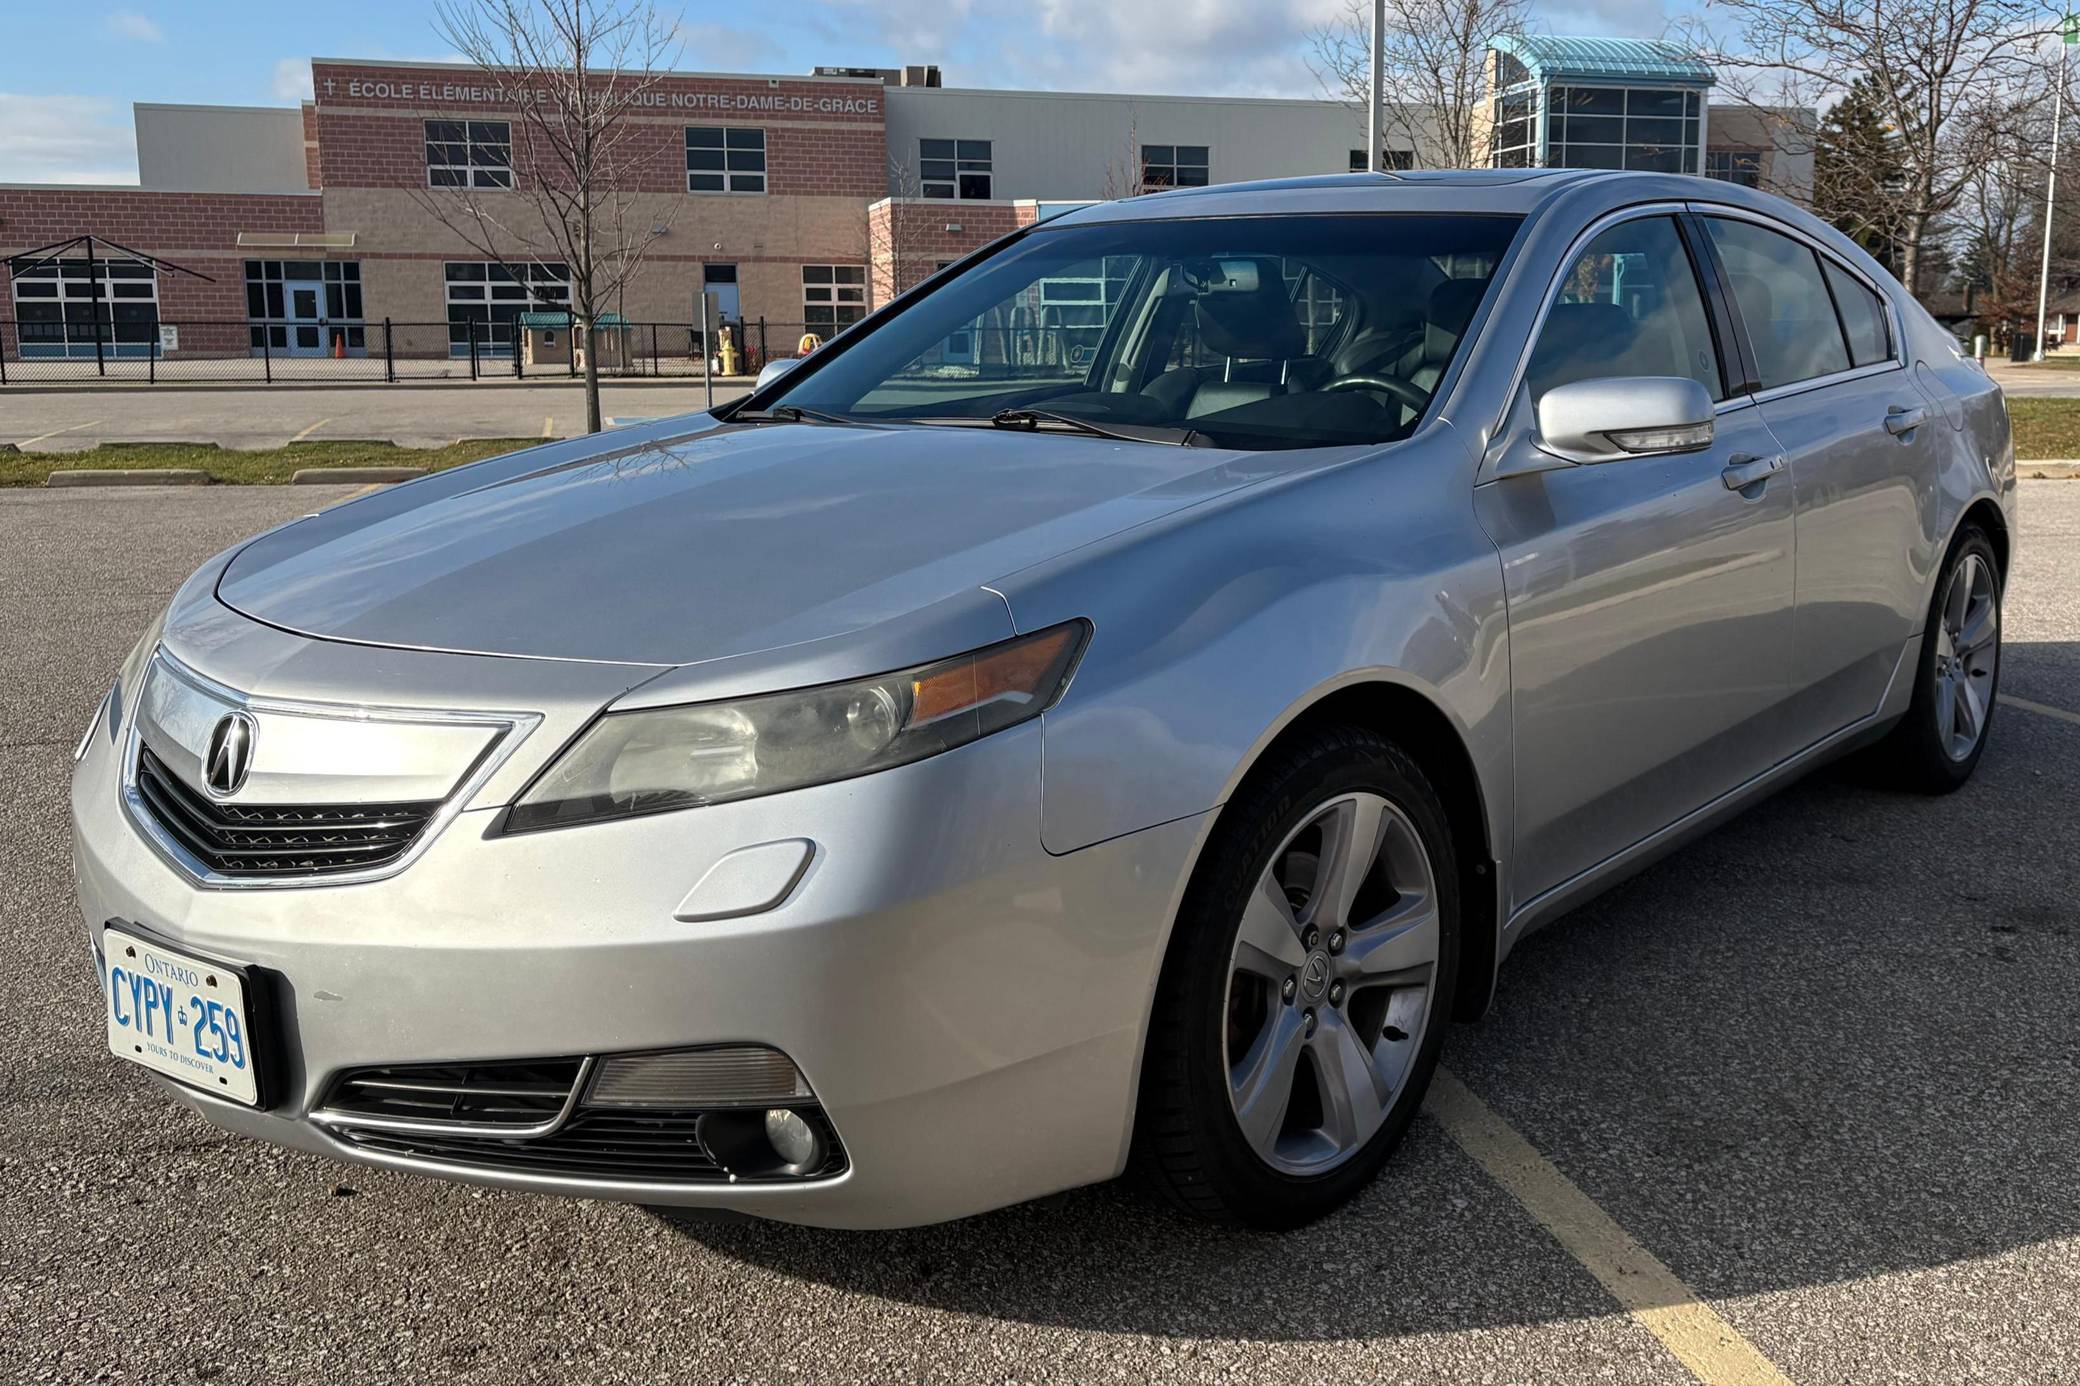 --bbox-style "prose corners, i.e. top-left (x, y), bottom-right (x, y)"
top-left (70, 170), bottom-right (2014, 1229)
